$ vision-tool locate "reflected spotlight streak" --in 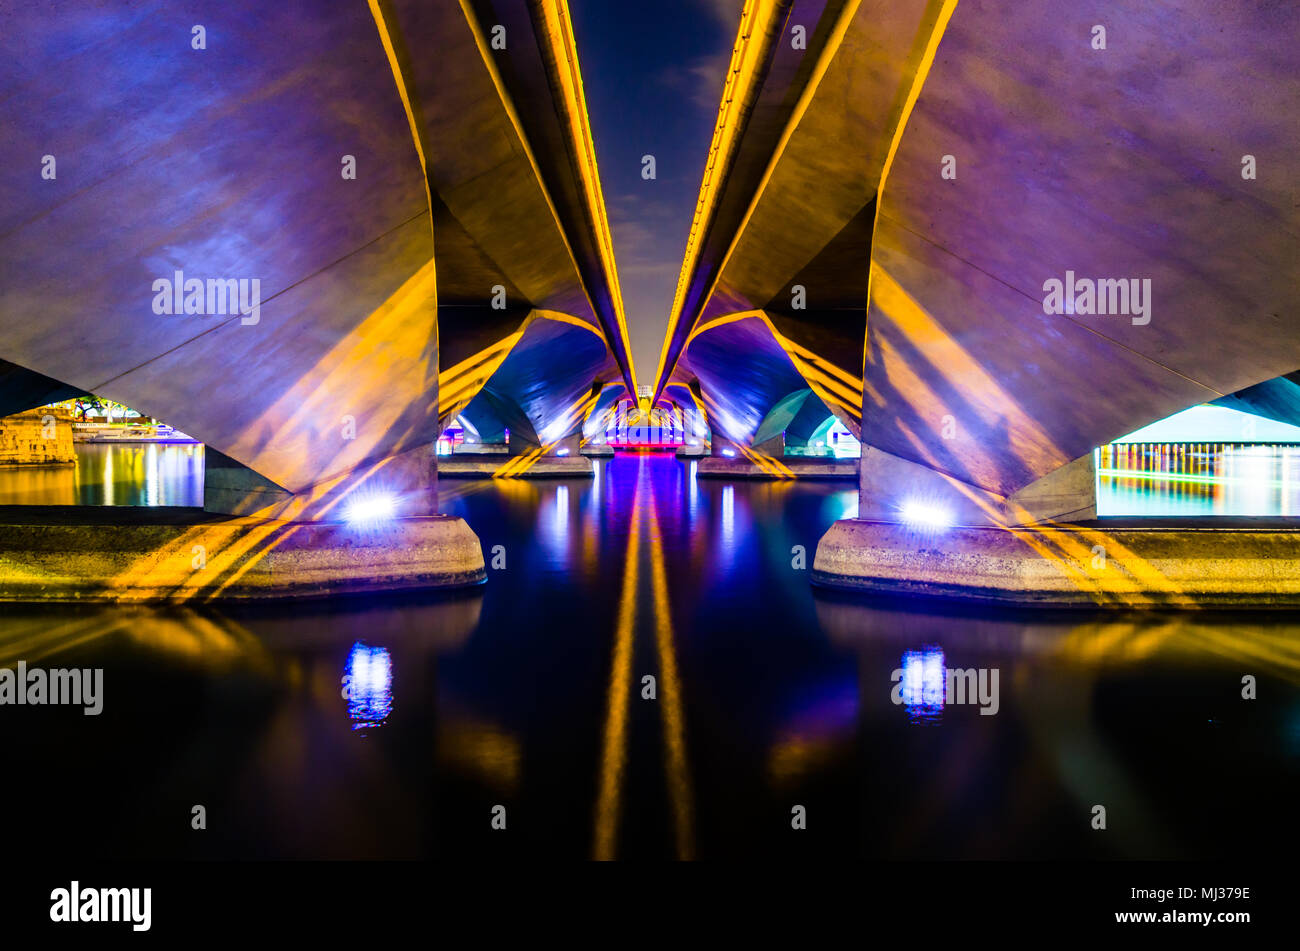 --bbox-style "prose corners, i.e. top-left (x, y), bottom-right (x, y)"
top-left (343, 642), bottom-right (393, 732)
top-left (900, 648), bottom-right (945, 723)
